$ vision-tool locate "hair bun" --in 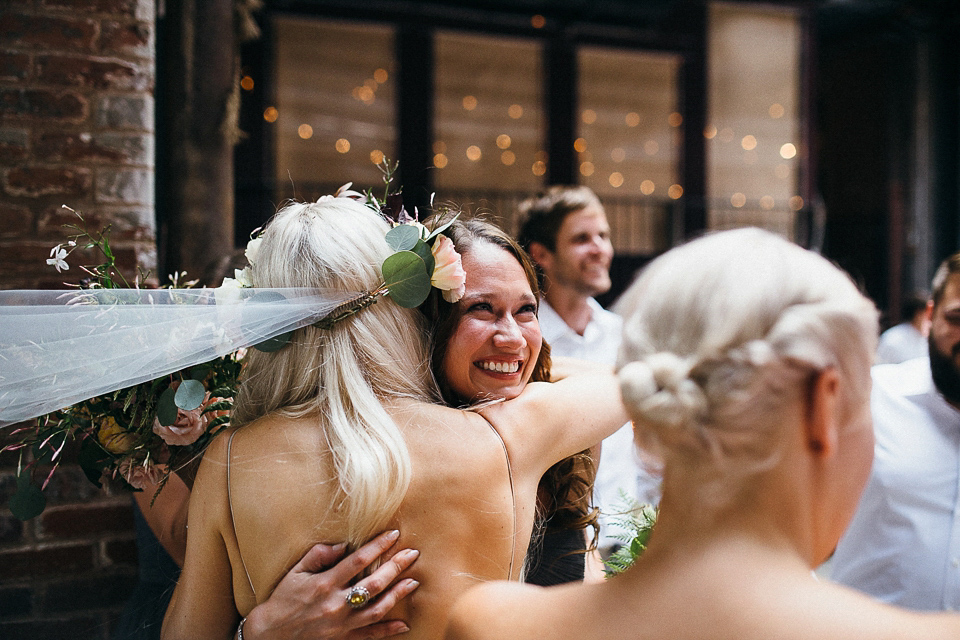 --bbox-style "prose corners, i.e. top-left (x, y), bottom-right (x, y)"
top-left (619, 352), bottom-right (707, 428)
